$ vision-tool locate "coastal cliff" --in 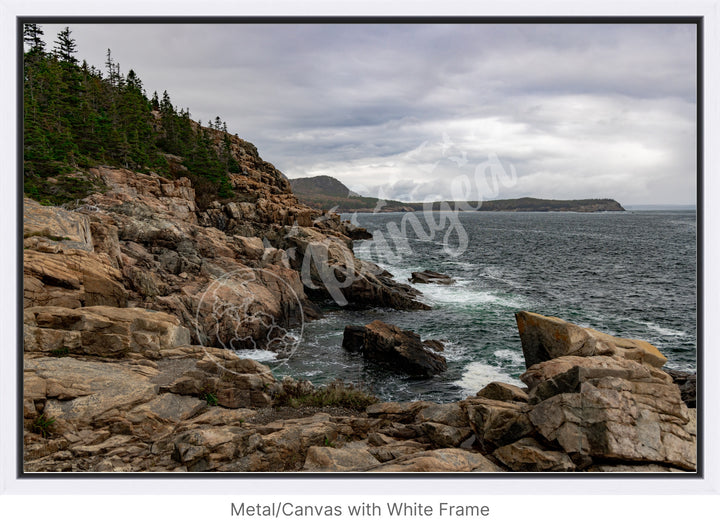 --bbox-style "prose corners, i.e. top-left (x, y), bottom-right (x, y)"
top-left (22, 153), bottom-right (695, 472)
